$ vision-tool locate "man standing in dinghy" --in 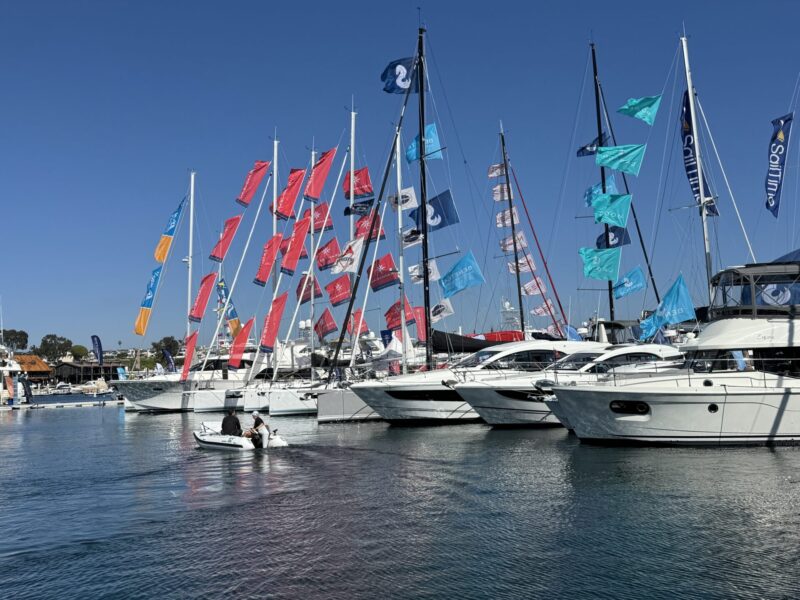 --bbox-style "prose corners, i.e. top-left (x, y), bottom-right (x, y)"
top-left (221, 409), bottom-right (242, 436)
